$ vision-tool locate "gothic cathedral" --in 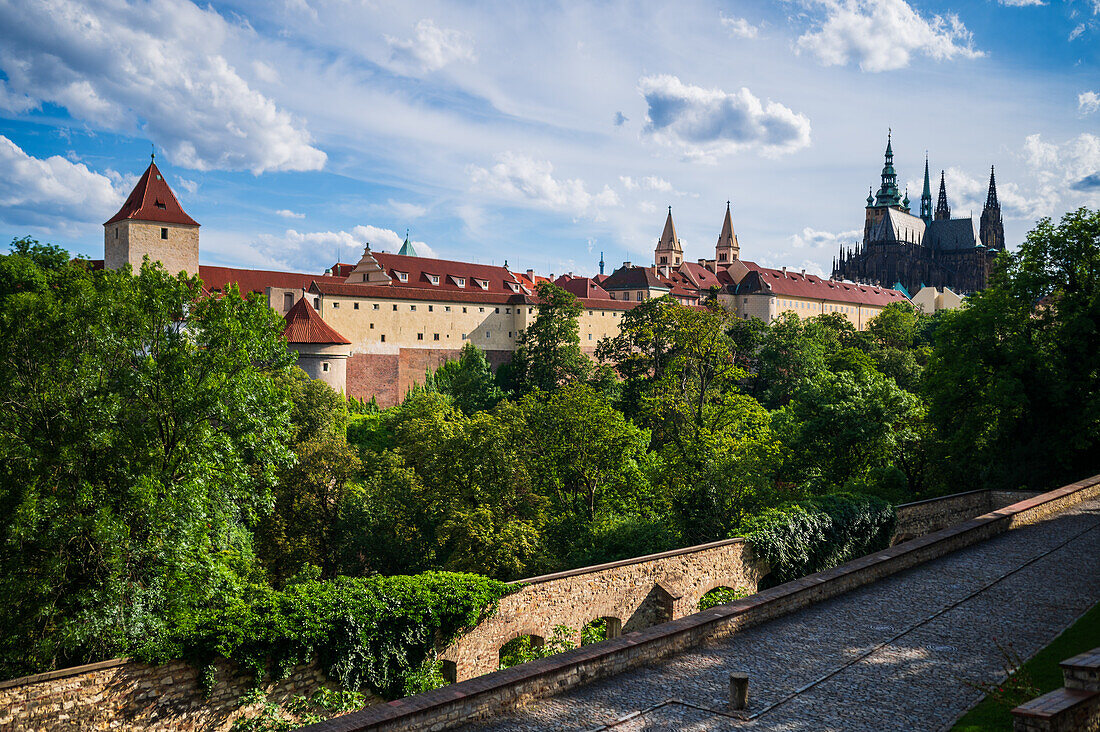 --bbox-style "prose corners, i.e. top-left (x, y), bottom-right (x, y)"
top-left (832, 133), bottom-right (1005, 295)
